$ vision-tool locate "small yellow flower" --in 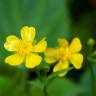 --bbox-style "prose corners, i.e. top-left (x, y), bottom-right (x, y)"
top-left (4, 26), bottom-right (47, 68)
top-left (44, 37), bottom-right (83, 76)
